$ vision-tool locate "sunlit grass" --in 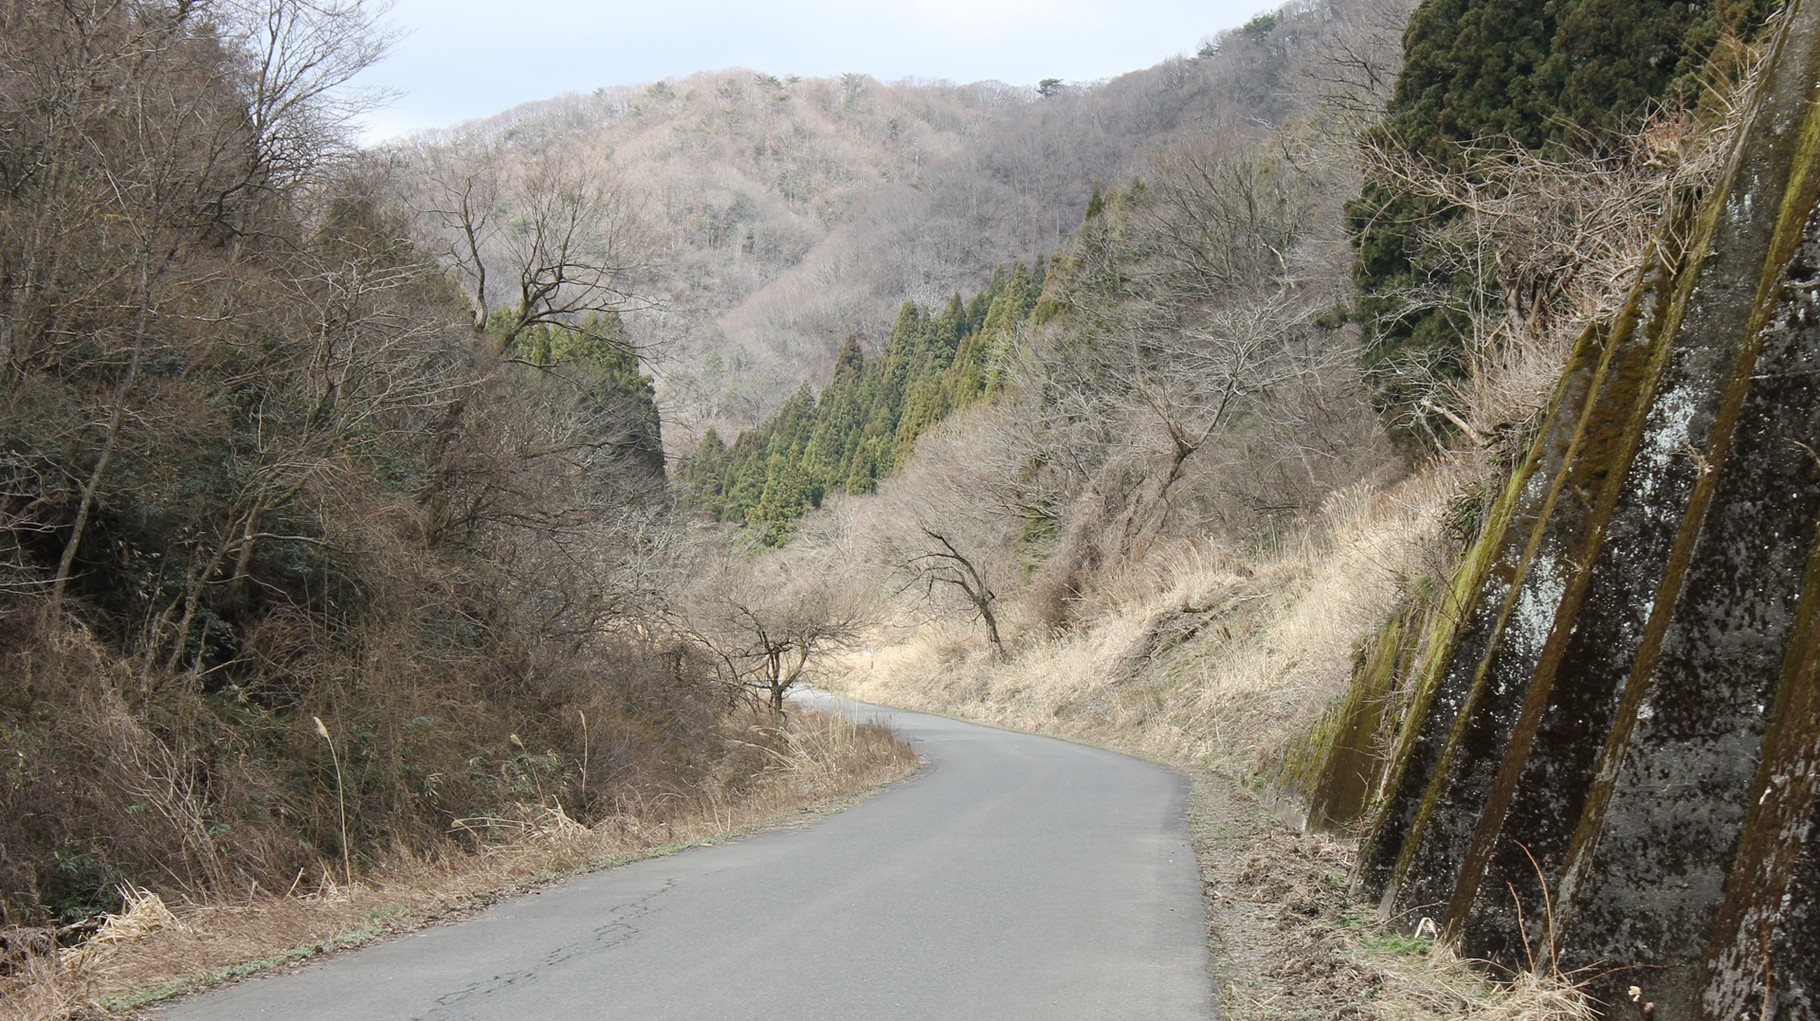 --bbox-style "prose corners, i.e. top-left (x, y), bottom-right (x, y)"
top-left (1, 710), bottom-right (915, 1021)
